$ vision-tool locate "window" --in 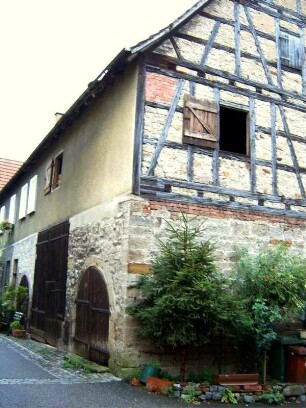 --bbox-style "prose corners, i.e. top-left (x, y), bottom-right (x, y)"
top-left (4, 260), bottom-right (11, 287)
top-left (27, 175), bottom-right (37, 214)
top-left (183, 95), bottom-right (249, 156)
top-left (279, 32), bottom-right (304, 70)
top-left (219, 106), bottom-right (248, 156)
top-left (44, 153), bottom-right (63, 195)
top-left (52, 152), bottom-right (63, 190)
top-left (19, 183), bottom-right (28, 220)
top-left (8, 194), bottom-right (16, 224)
